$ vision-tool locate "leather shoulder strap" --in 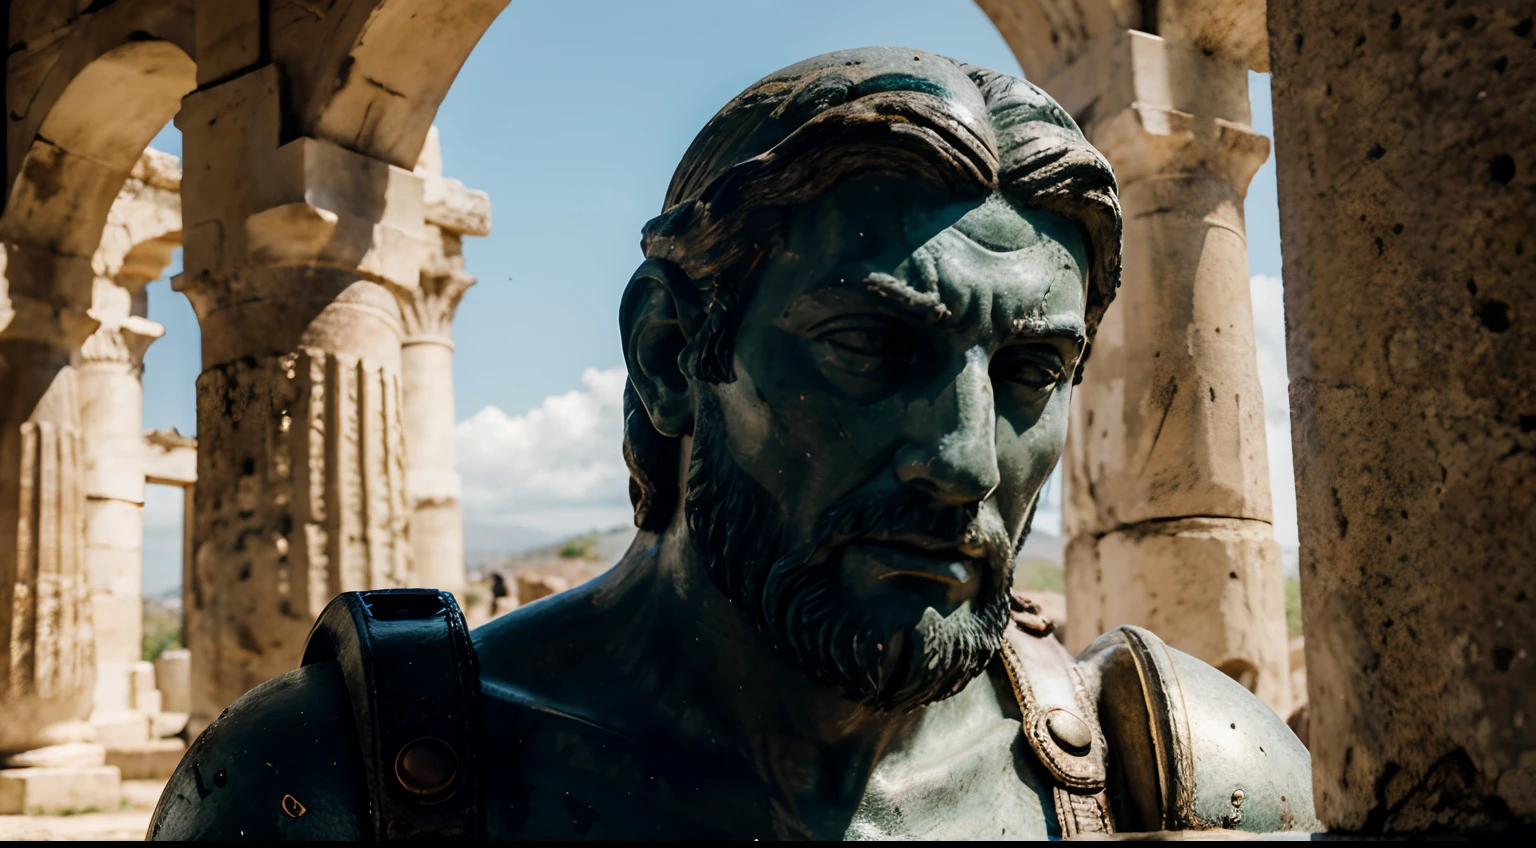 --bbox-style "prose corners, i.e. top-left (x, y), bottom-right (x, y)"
top-left (302, 589), bottom-right (483, 841)
top-left (998, 590), bottom-right (1113, 837)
